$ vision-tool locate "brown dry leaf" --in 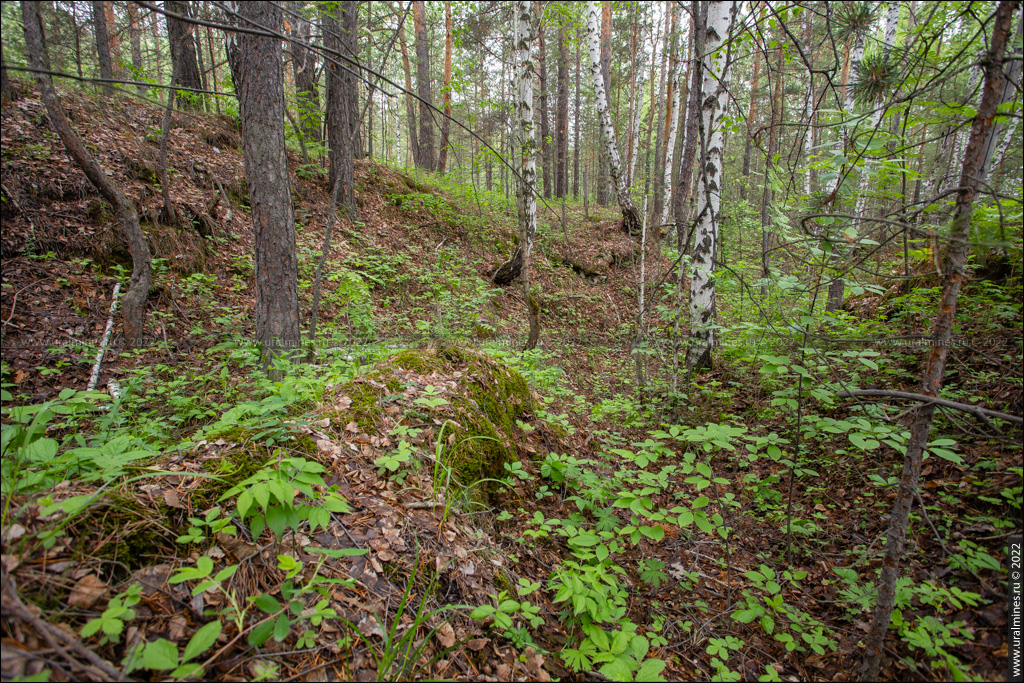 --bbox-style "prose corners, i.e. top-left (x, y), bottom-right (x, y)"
top-left (357, 615), bottom-right (383, 638)
top-left (435, 622), bottom-right (456, 648)
top-left (163, 490), bottom-right (185, 508)
top-left (337, 396), bottom-right (353, 411)
top-left (346, 421), bottom-right (360, 433)
top-left (68, 574), bottom-right (108, 609)
top-left (468, 638), bottom-right (489, 651)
